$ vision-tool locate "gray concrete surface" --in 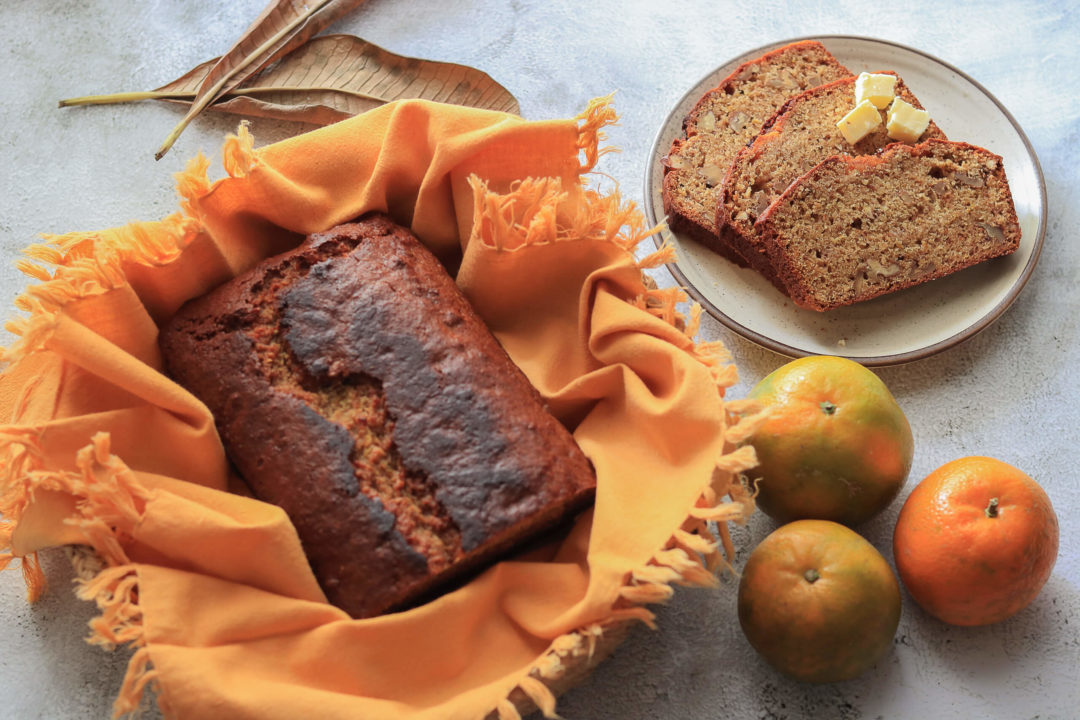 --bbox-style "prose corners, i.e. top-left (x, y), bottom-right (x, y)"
top-left (2, 1), bottom-right (1078, 718)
